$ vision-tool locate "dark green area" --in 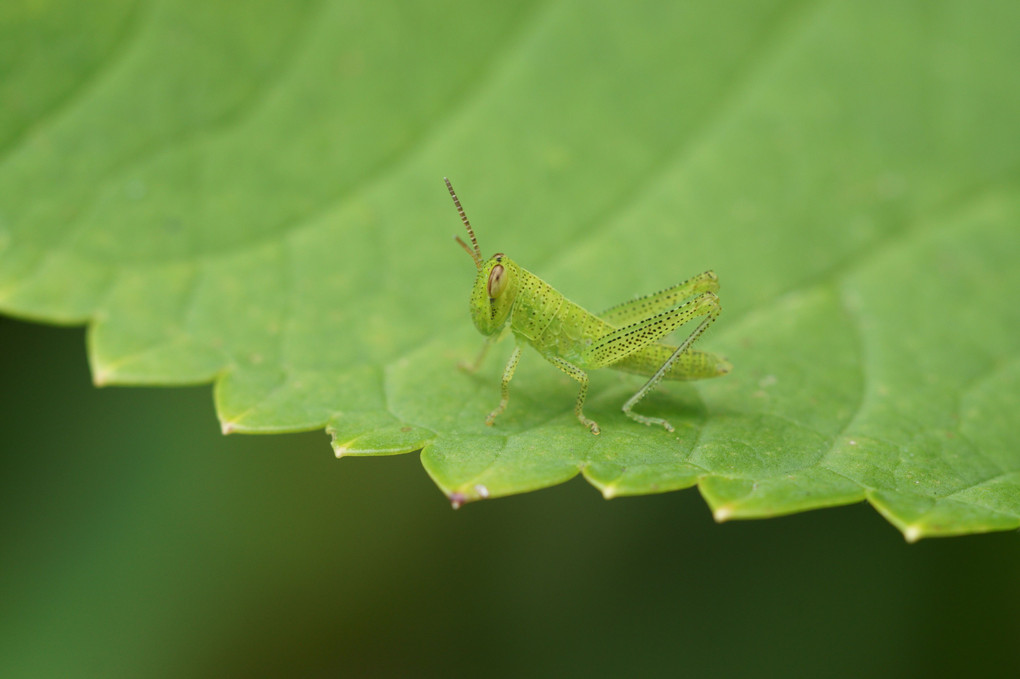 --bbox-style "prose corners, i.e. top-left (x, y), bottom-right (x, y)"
top-left (2, 317), bottom-right (1019, 676)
